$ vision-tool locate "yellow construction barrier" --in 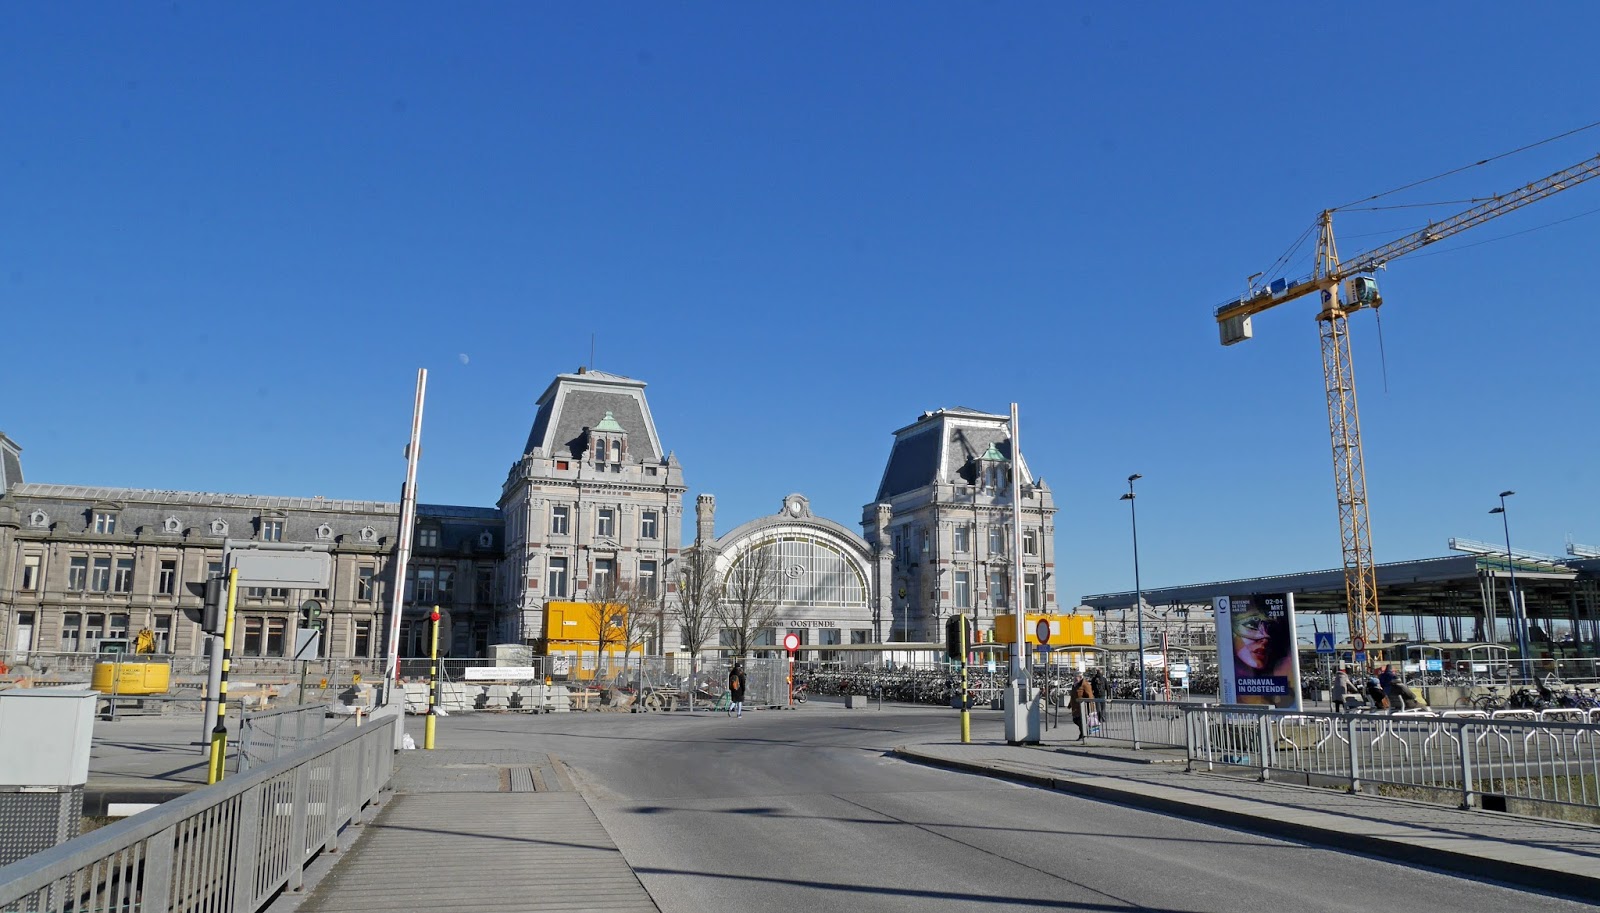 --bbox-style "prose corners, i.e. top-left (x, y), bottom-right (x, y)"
top-left (91, 660), bottom-right (171, 695)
